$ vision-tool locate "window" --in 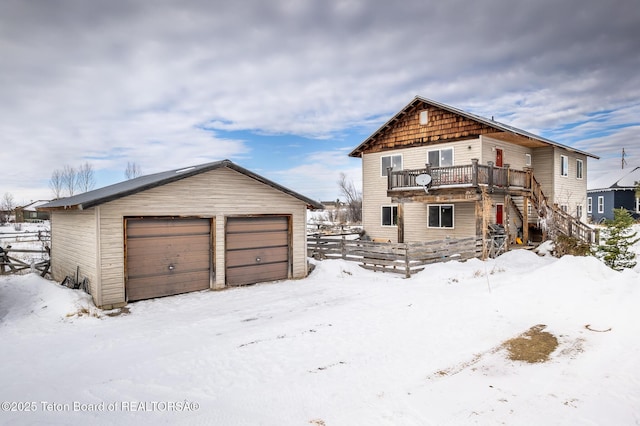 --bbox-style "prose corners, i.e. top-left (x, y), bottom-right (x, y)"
top-left (525, 153), bottom-right (532, 167)
top-left (382, 205), bottom-right (398, 226)
top-left (427, 147), bottom-right (454, 167)
top-left (560, 204), bottom-right (569, 213)
top-left (381, 154), bottom-right (402, 176)
top-left (560, 155), bottom-right (568, 177)
top-left (419, 110), bottom-right (429, 125)
top-left (576, 204), bottom-right (583, 219)
top-left (576, 159), bottom-right (583, 179)
top-left (428, 205), bottom-right (454, 228)
top-left (597, 196), bottom-right (604, 214)
top-left (587, 197), bottom-right (592, 214)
